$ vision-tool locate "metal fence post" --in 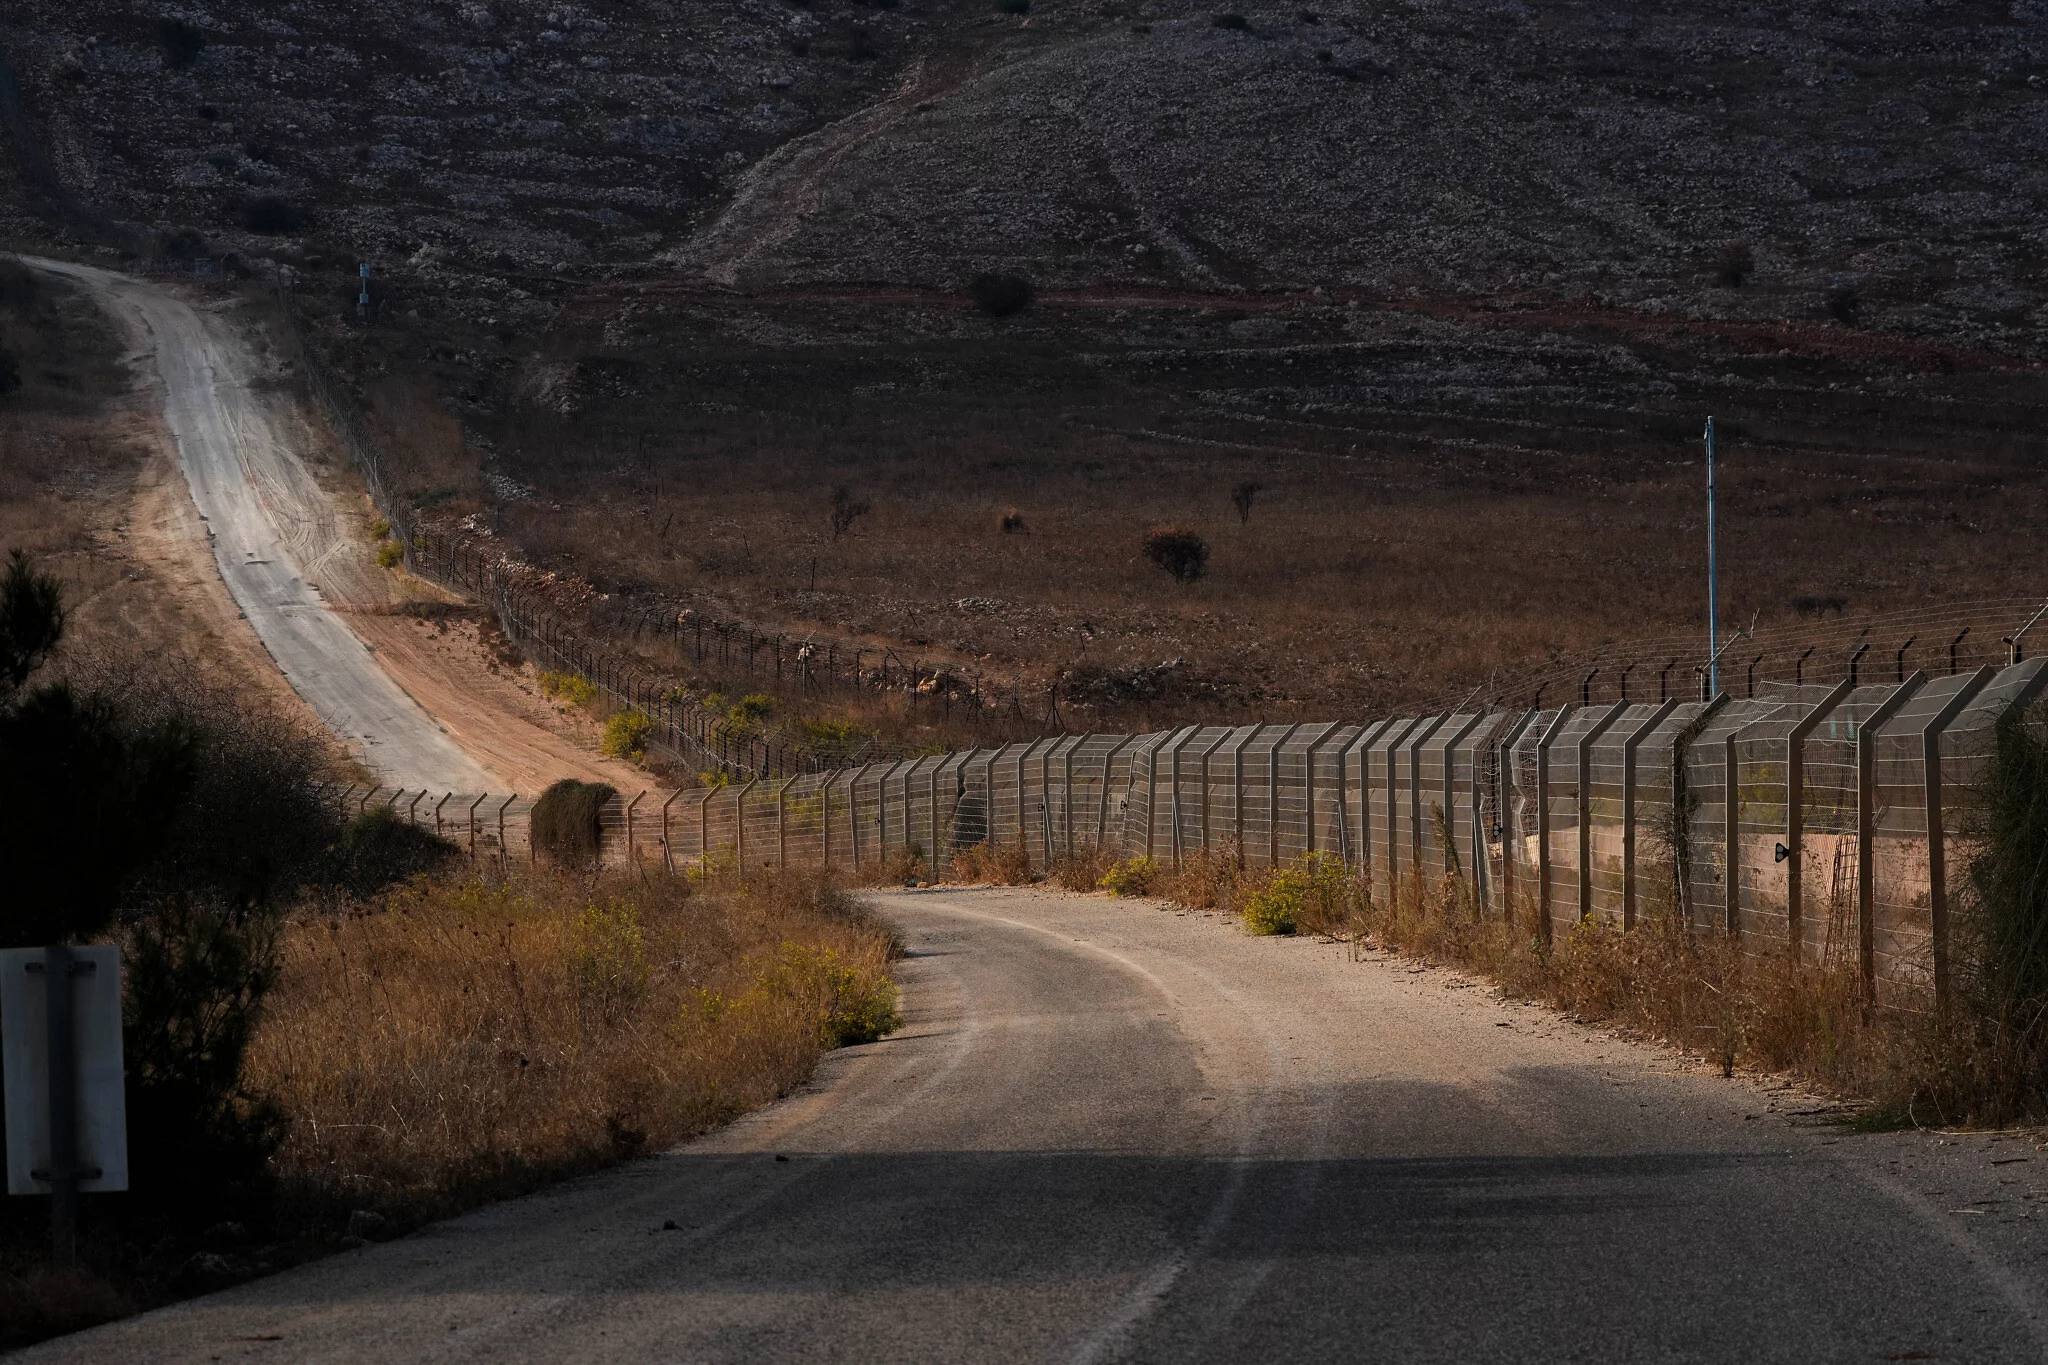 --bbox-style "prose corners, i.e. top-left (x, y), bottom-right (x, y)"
top-left (1195, 730), bottom-right (1229, 854)
top-left (1619, 699), bottom-right (1681, 929)
top-left (1097, 736), bottom-right (1137, 853)
top-left (1533, 706), bottom-right (1578, 940)
top-left (1375, 717), bottom-right (1424, 900)
top-left (1438, 712), bottom-right (1488, 875)
top-left (1231, 726), bottom-right (1259, 855)
top-left (1268, 723), bottom-right (1306, 868)
top-left (660, 788), bottom-right (682, 873)
top-left (1856, 672), bottom-right (1926, 997)
top-left (1404, 713), bottom-right (1451, 891)
top-left (1576, 703), bottom-right (1628, 920)
top-left (468, 792), bottom-right (487, 858)
top-left (1166, 727), bottom-right (1199, 864)
top-left (1302, 722), bottom-right (1342, 857)
top-left (1786, 676), bottom-right (1857, 955)
top-left (1922, 666), bottom-right (2021, 1007)
top-left (697, 787), bottom-right (716, 867)
top-left (849, 764), bottom-right (875, 869)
